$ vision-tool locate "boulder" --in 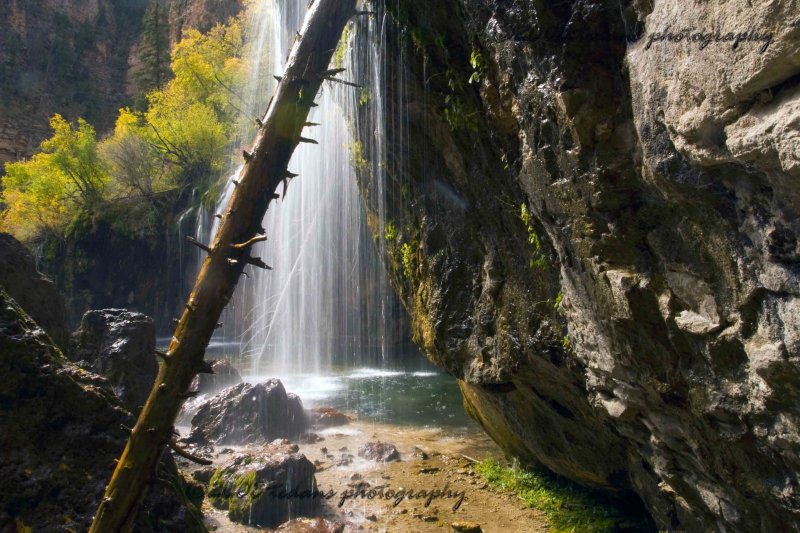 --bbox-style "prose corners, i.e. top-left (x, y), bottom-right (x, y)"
top-left (70, 309), bottom-right (158, 412)
top-left (189, 379), bottom-right (306, 444)
top-left (208, 450), bottom-right (318, 527)
top-left (357, 442), bottom-right (400, 462)
top-left (308, 406), bottom-right (350, 428)
top-left (190, 359), bottom-right (242, 394)
top-left (0, 233), bottom-right (69, 350)
top-left (0, 290), bottom-right (203, 532)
